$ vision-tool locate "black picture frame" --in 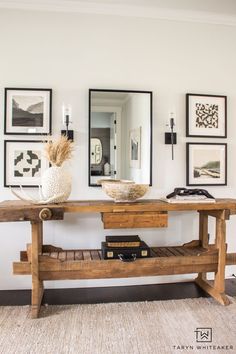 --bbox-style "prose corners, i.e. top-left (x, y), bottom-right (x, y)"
top-left (4, 88), bottom-right (52, 135)
top-left (186, 93), bottom-right (227, 138)
top-left (186, 142), bottom-right (227, 186)
top-left (4, 140), bottom-right (50, 188)
top-left (88, 89), bottom-right (153, 187)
